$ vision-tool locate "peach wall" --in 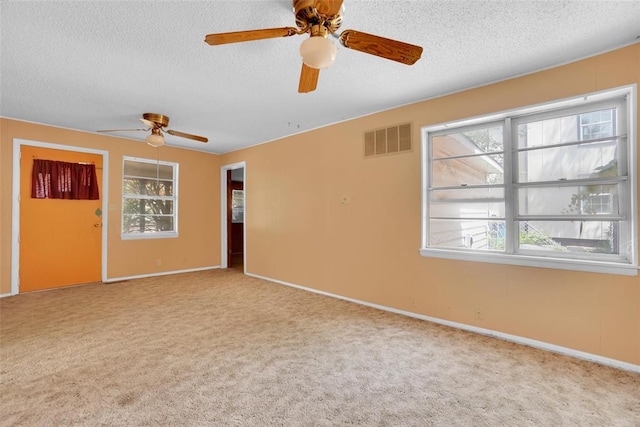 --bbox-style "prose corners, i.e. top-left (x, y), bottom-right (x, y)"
top-left (221, 44), bottom-right (640, 365)
top-left (0, 119), bottom-right (221, 293)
